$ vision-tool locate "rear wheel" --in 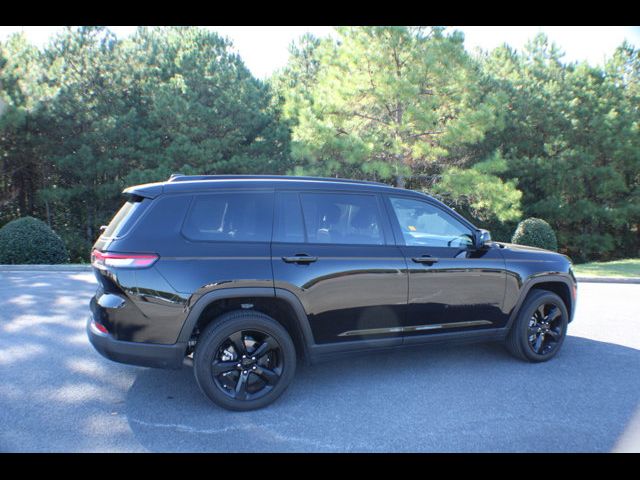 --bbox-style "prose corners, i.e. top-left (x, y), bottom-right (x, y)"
top-left (505, 290), bottom-right (568, 362)
top-left (193, 310), bottom-right (296, 411)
